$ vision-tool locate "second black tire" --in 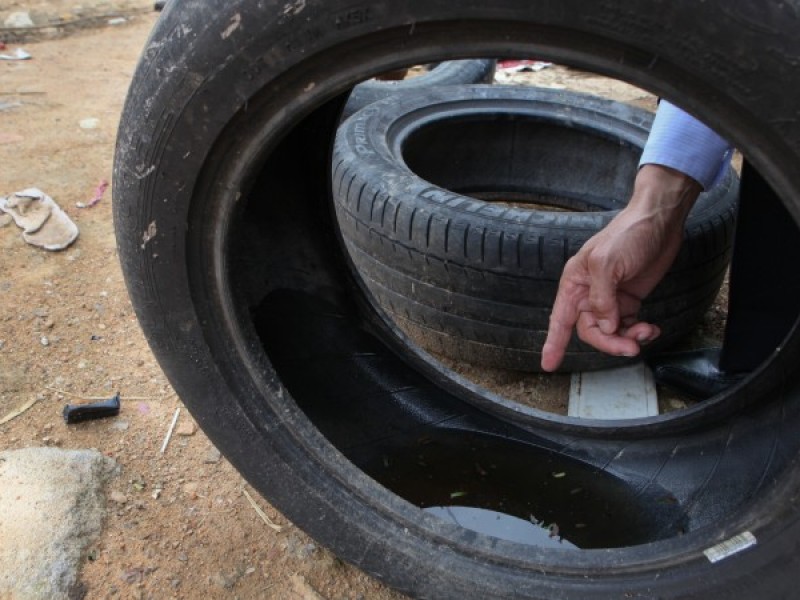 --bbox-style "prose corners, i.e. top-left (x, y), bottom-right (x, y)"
top-left (333, 85), bottom-right (739, 372)
top-left (341, 60), bottom-right (496, 120)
